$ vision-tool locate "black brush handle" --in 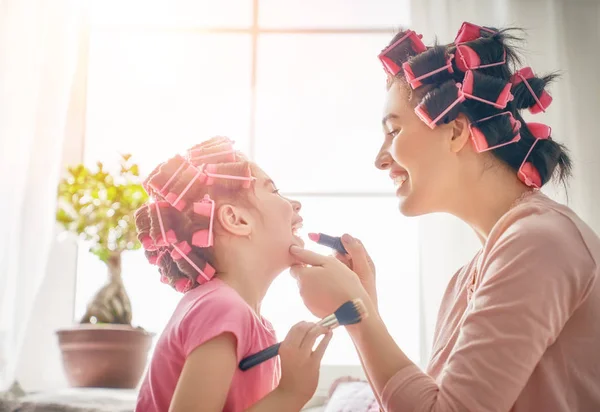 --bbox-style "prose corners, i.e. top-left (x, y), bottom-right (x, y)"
top-left (239, 342), bottom-right (281, 371)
